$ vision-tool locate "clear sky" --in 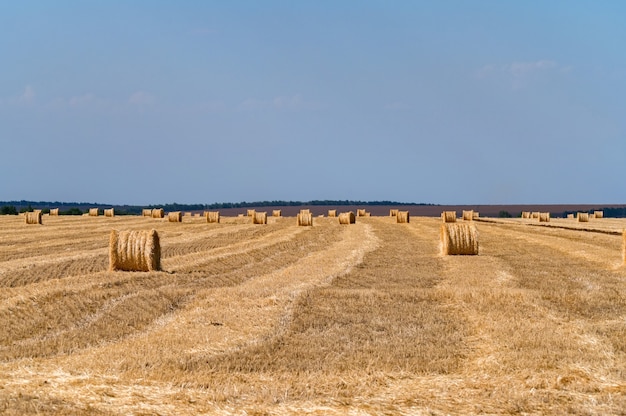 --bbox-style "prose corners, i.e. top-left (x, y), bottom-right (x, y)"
top-left (1, 1), bottom-right (624, 205)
